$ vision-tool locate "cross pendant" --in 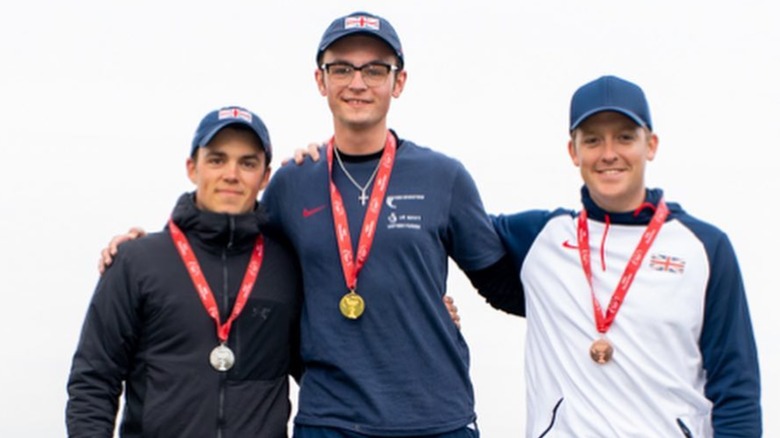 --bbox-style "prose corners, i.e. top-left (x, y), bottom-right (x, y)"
top-left (358, 190), bottom-right (369, 206)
